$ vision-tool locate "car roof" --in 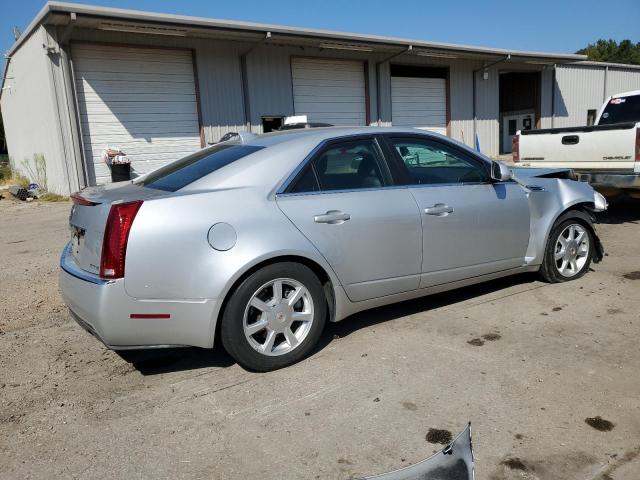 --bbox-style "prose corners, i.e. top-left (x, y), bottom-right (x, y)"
top-left (241, 126), bottom-right (446, 148)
